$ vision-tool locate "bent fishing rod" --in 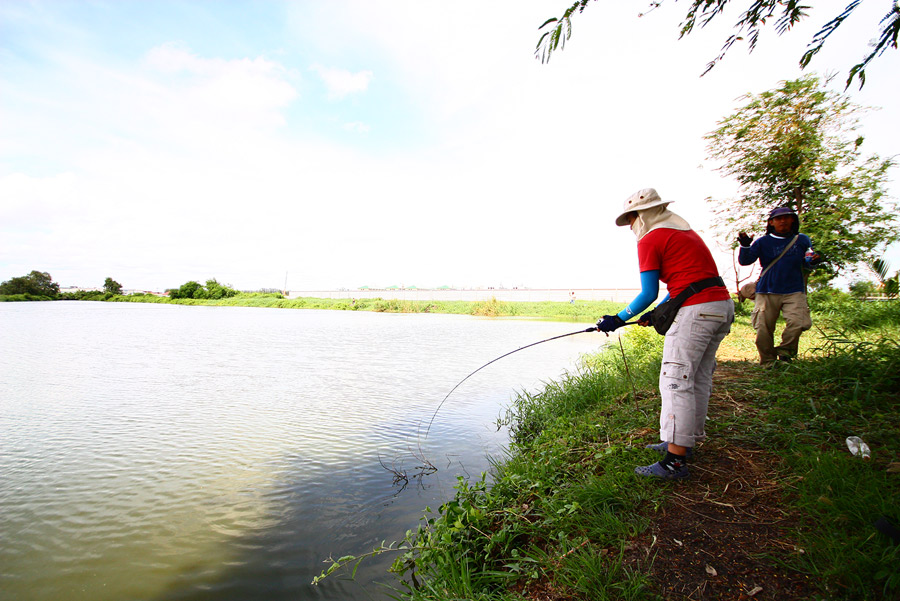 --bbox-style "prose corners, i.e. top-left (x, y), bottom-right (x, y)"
top-left (423, 321), bottom-right (637, 438)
